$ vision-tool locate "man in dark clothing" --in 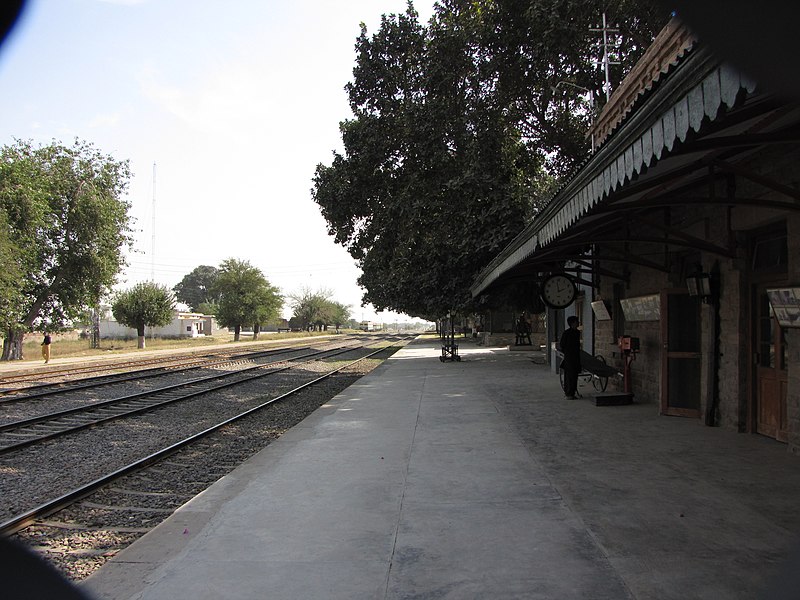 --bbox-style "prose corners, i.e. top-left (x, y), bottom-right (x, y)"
top-left (41, 332), bottom-right (52, 363)
top-left (559, 316), bottom-right (582, 399)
